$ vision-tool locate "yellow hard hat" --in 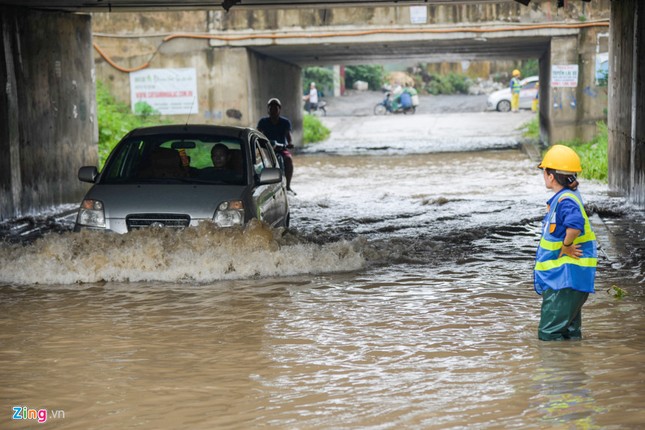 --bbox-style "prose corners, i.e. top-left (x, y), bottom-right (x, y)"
top-left (538, 144), bottom-right (582, 173)
top-left (512, 69), bottom-right (521, 77)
